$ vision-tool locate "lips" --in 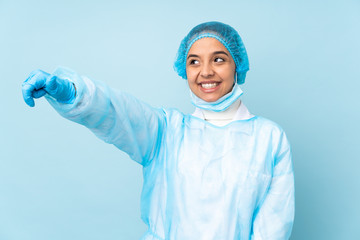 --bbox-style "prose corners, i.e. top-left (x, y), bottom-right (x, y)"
top-left (198, 81), bottom-right (221, 93)
top-left (201, 82), bottom-right (219, 89)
